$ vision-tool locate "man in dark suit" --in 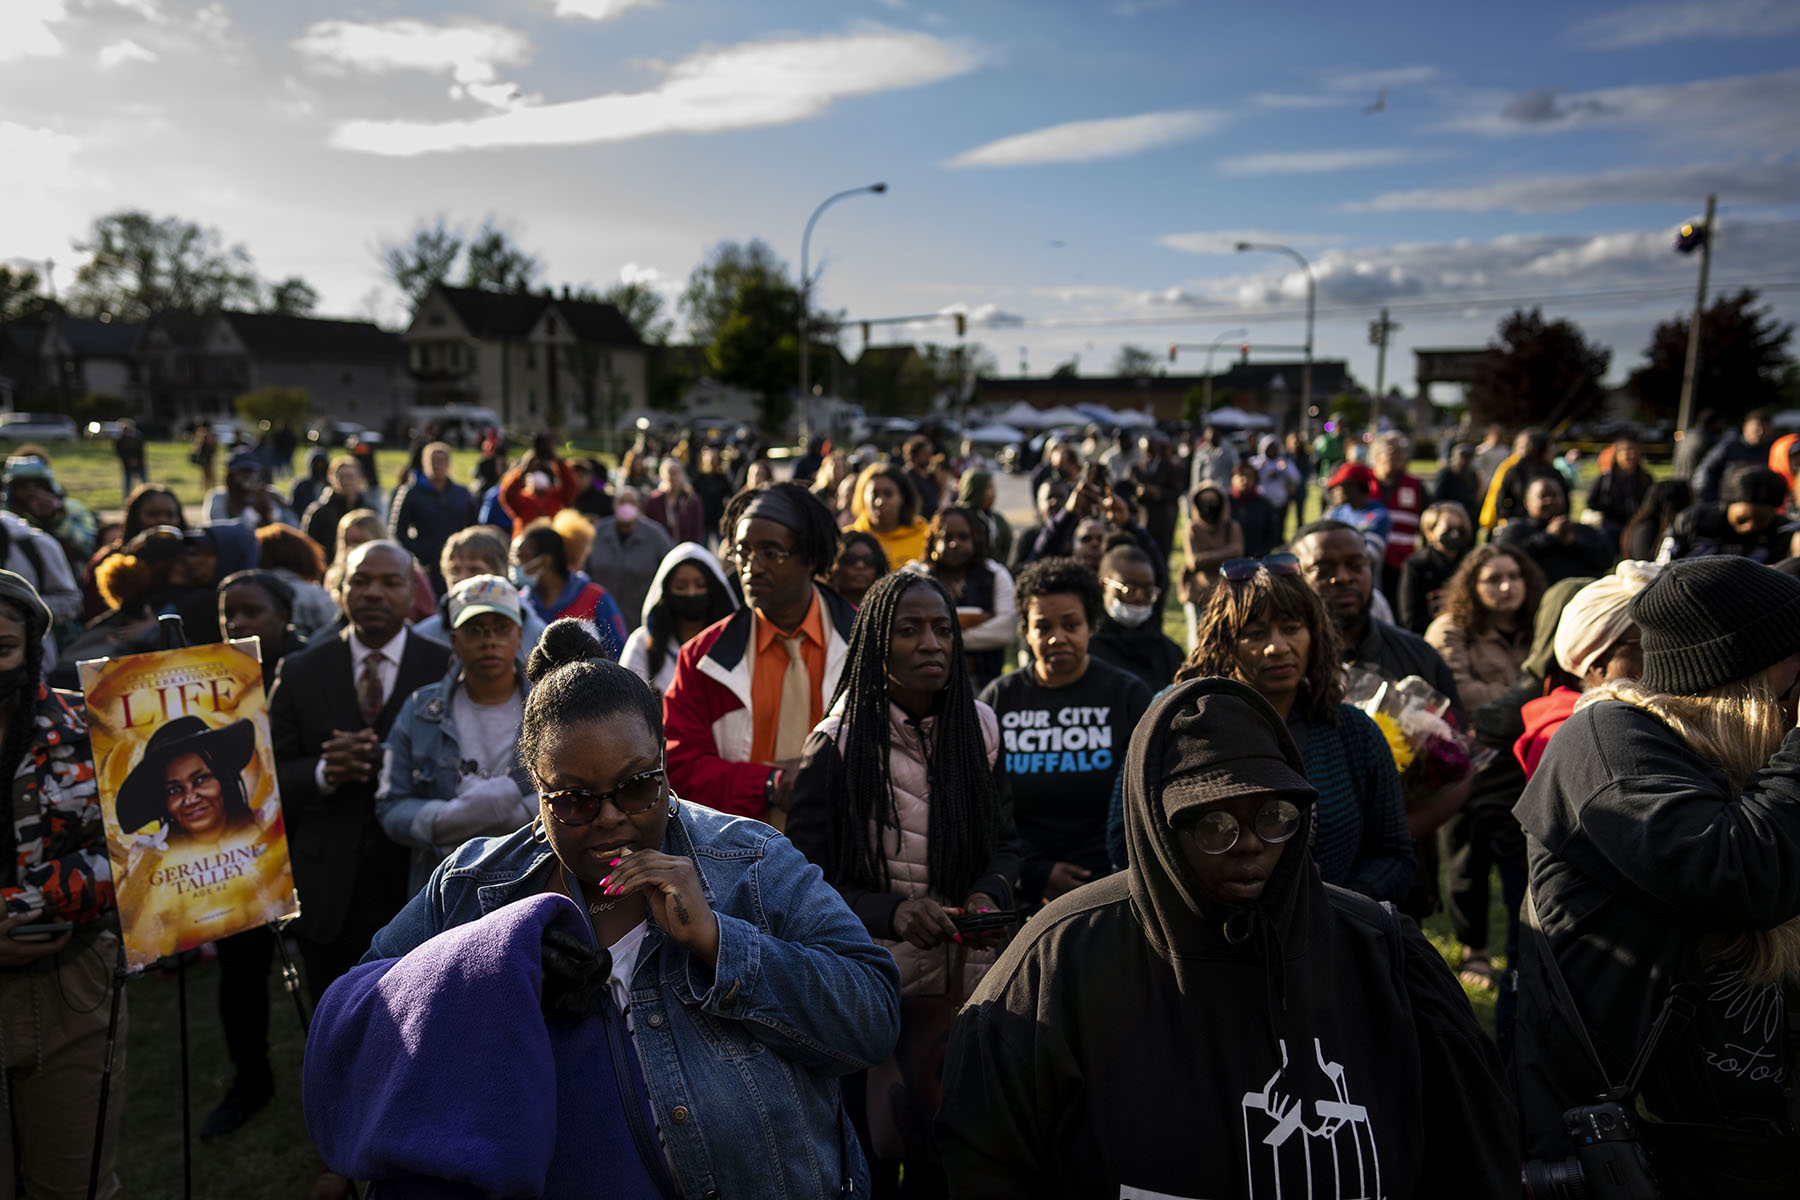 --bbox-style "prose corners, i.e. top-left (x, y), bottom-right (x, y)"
top-left (268, 539), bottom-right (449, 1004)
